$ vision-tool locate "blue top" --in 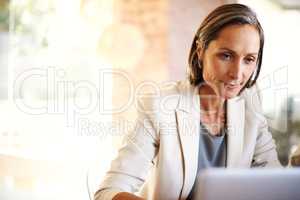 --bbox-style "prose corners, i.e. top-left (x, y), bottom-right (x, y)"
top-left (186, 122), bottom-right (227, 200)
